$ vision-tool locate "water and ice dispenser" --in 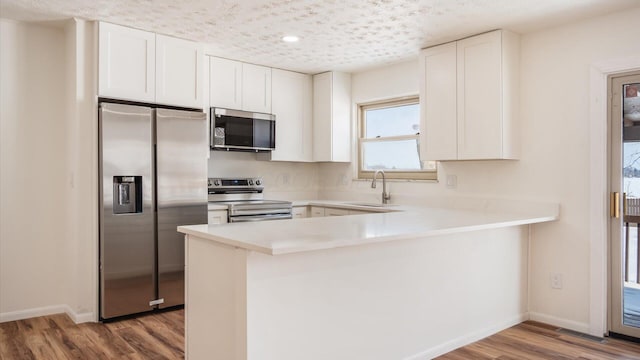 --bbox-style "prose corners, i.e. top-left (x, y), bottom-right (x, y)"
top-left (113, 176), bottom-right (142, 214)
